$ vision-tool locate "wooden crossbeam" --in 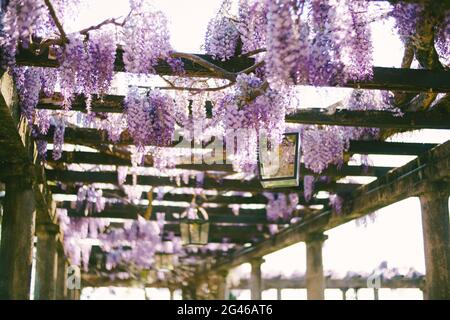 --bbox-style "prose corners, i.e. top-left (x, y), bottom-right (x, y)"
top-left (48, 185), bottom-right (330, 207)
top-left (201, 140), bottom-right (450, 272)
top-left (81, 274), bottom-right (424, 290)
top-left (38, 94), bottom-right (450, 130)
top-left (40, 125), bottom-right (437, 155)
top-left (233, 276), bottom-right (424, 290)
top-left (59, 202), bottom-right (299, 225)
top-left (286, 109), bottom-right (450, 129)
top-left (47, 150), bottom-right (393, 177)
top-left (45, 169), bottom-right (360, 193)
top-left (16, 49), bottom-right (255, 79)
top-left (15, 47), bottom-right (450, 91)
